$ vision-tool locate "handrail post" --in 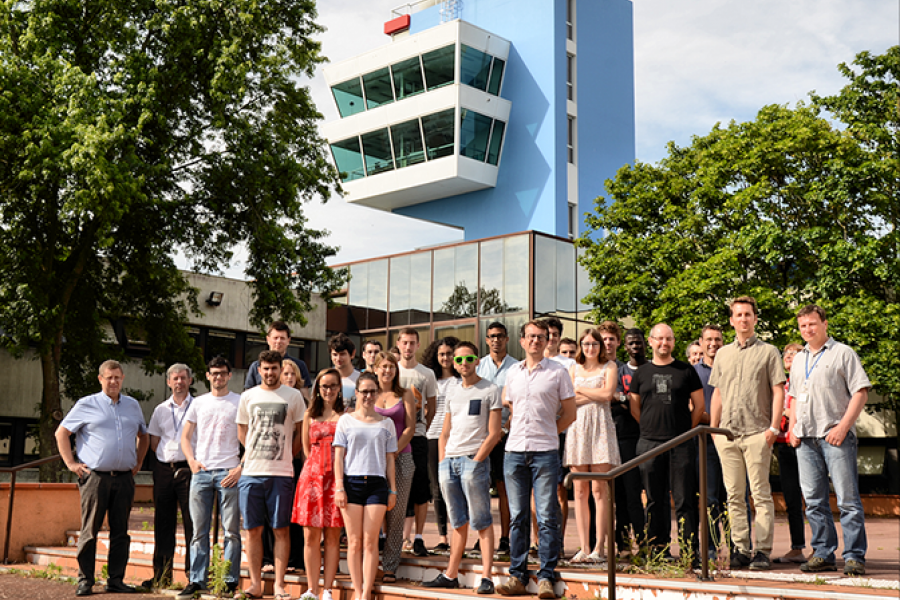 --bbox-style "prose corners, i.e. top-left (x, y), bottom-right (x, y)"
top-left (698, 433), bottom-right (711, 580)
top-left (3, 470), bottom-right (17, 563)
top-left (606, 477), bottom-right (615, 598)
